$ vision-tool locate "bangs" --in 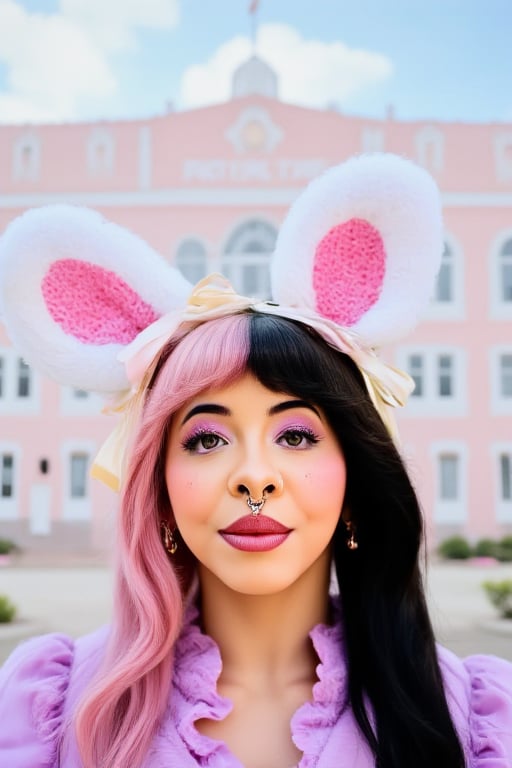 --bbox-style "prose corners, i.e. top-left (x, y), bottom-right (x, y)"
top-left (247, 312), bottom-right (367, 406)
top-left (147, 313), bottom-right (251, 421)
